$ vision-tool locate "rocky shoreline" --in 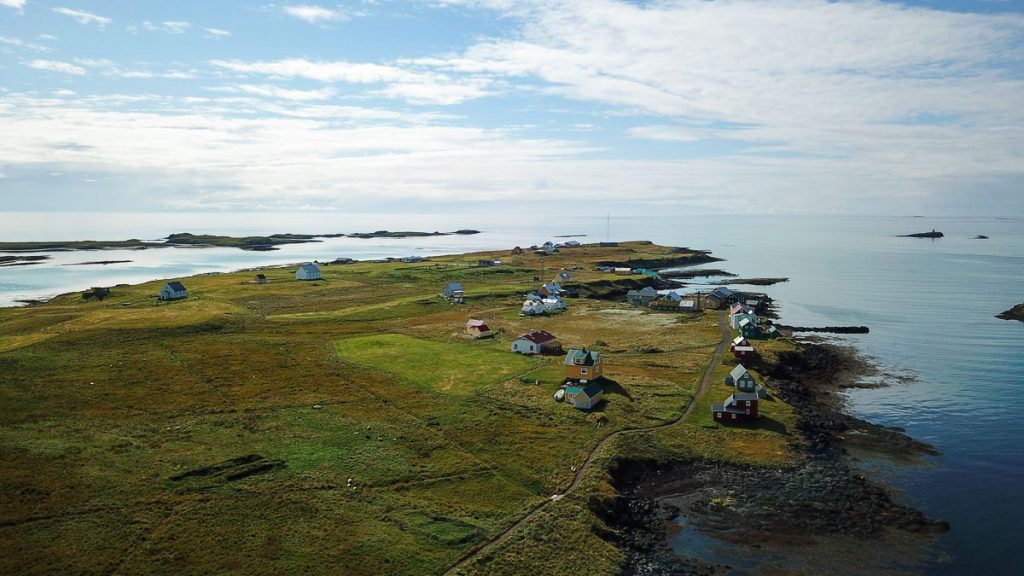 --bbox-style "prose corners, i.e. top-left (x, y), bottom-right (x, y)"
top-left (600, 342), bottom-right (947, 575)
top-left (996, 302), bottom-right (1024, 323)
